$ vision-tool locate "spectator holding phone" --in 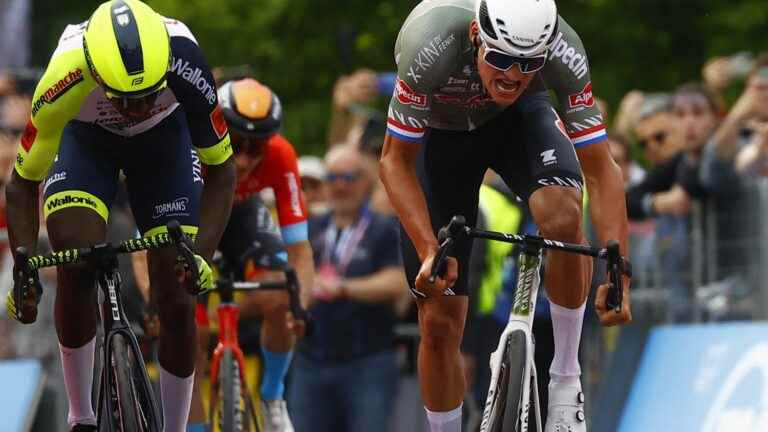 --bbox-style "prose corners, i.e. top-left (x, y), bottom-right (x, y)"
top-left (327, 69), bottom-right (395, 147)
